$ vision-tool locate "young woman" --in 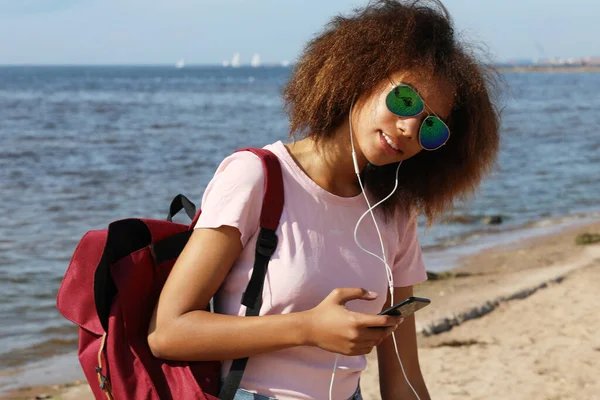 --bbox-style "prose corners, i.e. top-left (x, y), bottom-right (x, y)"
top-left (148, 1), bottom-right (500, 399)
